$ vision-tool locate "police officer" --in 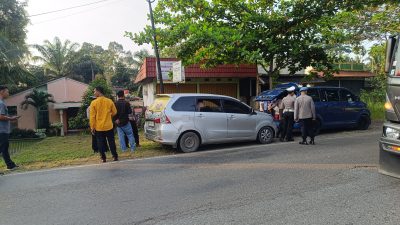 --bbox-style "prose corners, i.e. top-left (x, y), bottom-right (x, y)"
top-left (280, 86), bottom-right (296, 142)
top-left (294, 87), bottom-right (316, 145)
